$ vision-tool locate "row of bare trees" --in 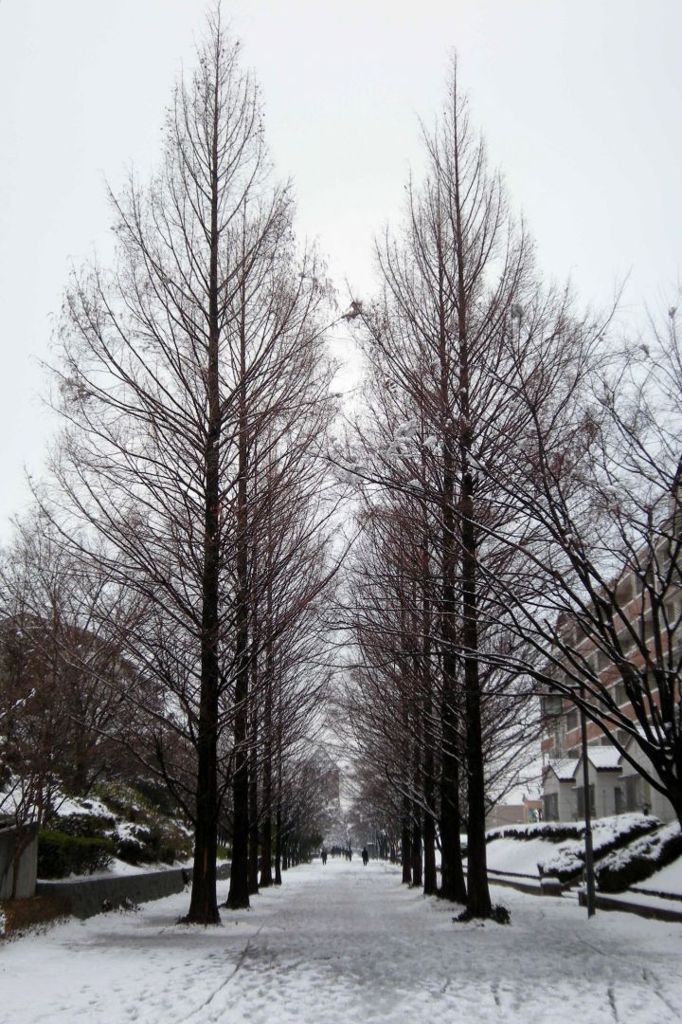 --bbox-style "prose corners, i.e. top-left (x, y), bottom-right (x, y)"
top-left (339, 64), bottom-right (557, 917)
top-left (340, 60), bottom-right (682, 919)
top-left (3, 12), bottom-right (681, 928)
top-left (1, 13), bottom-right (343, 923)
top-left (0, 499), bottom-right (336, 886)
